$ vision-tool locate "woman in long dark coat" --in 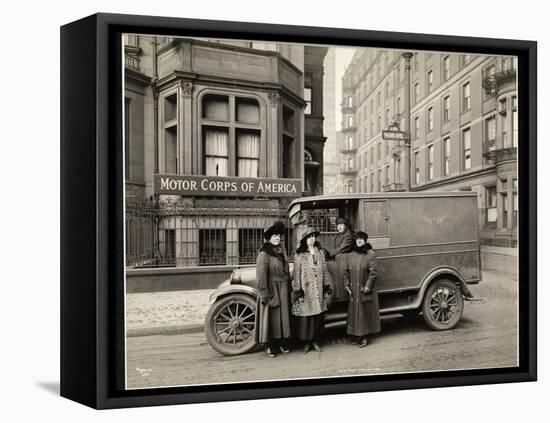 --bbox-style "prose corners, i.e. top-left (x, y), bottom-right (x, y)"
top-left (254, 221), bottom-right (292, 358)
top-left (291, 227), bottom-right (331, 353)
top-left (343, 231), bottom-right (381, 347)
top-left (326, 217), bottom-right (354, 302)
